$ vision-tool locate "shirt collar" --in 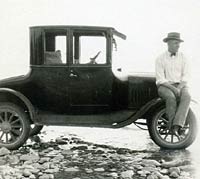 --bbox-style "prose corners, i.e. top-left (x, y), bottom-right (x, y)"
top-left (166, 51), bottom-right (178, 58)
